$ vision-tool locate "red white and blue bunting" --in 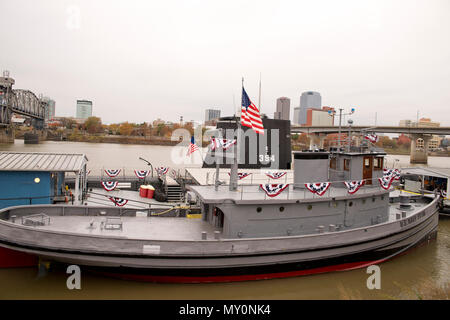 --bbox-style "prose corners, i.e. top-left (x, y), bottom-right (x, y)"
top-left (259, 184), bottom-right (289, 197)
top-left (344, 180), bottom-right (365, 194)
top-left (378, 177), bottom-right (394, 190)
top-left (105, 169), bottom-right (121, 178)
top-left (364, 134), bottom-right (379, 143)
top-left (108, 196), bottom-right (128, 207)
top-left (383, 168), bottom-right (401, 181)
top-left (101, 181), bottom-right (118, 191)
top-left (228, 172), bottom-right (251, 180)
top-left (265, 171), bottom-right (287, 179)
top-left (156, 167), bottom-right (169, 176)
top-left (134, 170), bottom-right (150, 179)
top-left (305, 182), bottom-right (331, 196)
top-left (210, 138), bottom-right (237, 151)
